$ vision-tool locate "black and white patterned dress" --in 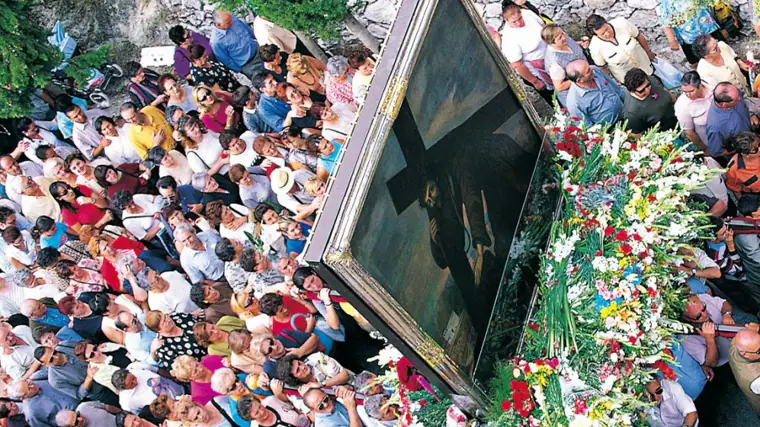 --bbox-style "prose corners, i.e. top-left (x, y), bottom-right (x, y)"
top-left (154, 312), bottom-right (206, 369)
top-left (190, 61), bottom-right (241, 93)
